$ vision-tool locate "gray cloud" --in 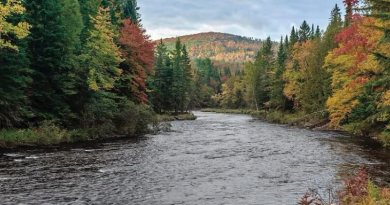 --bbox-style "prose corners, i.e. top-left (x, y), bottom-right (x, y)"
top-left (138, 0), bottom-right (344, 40)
